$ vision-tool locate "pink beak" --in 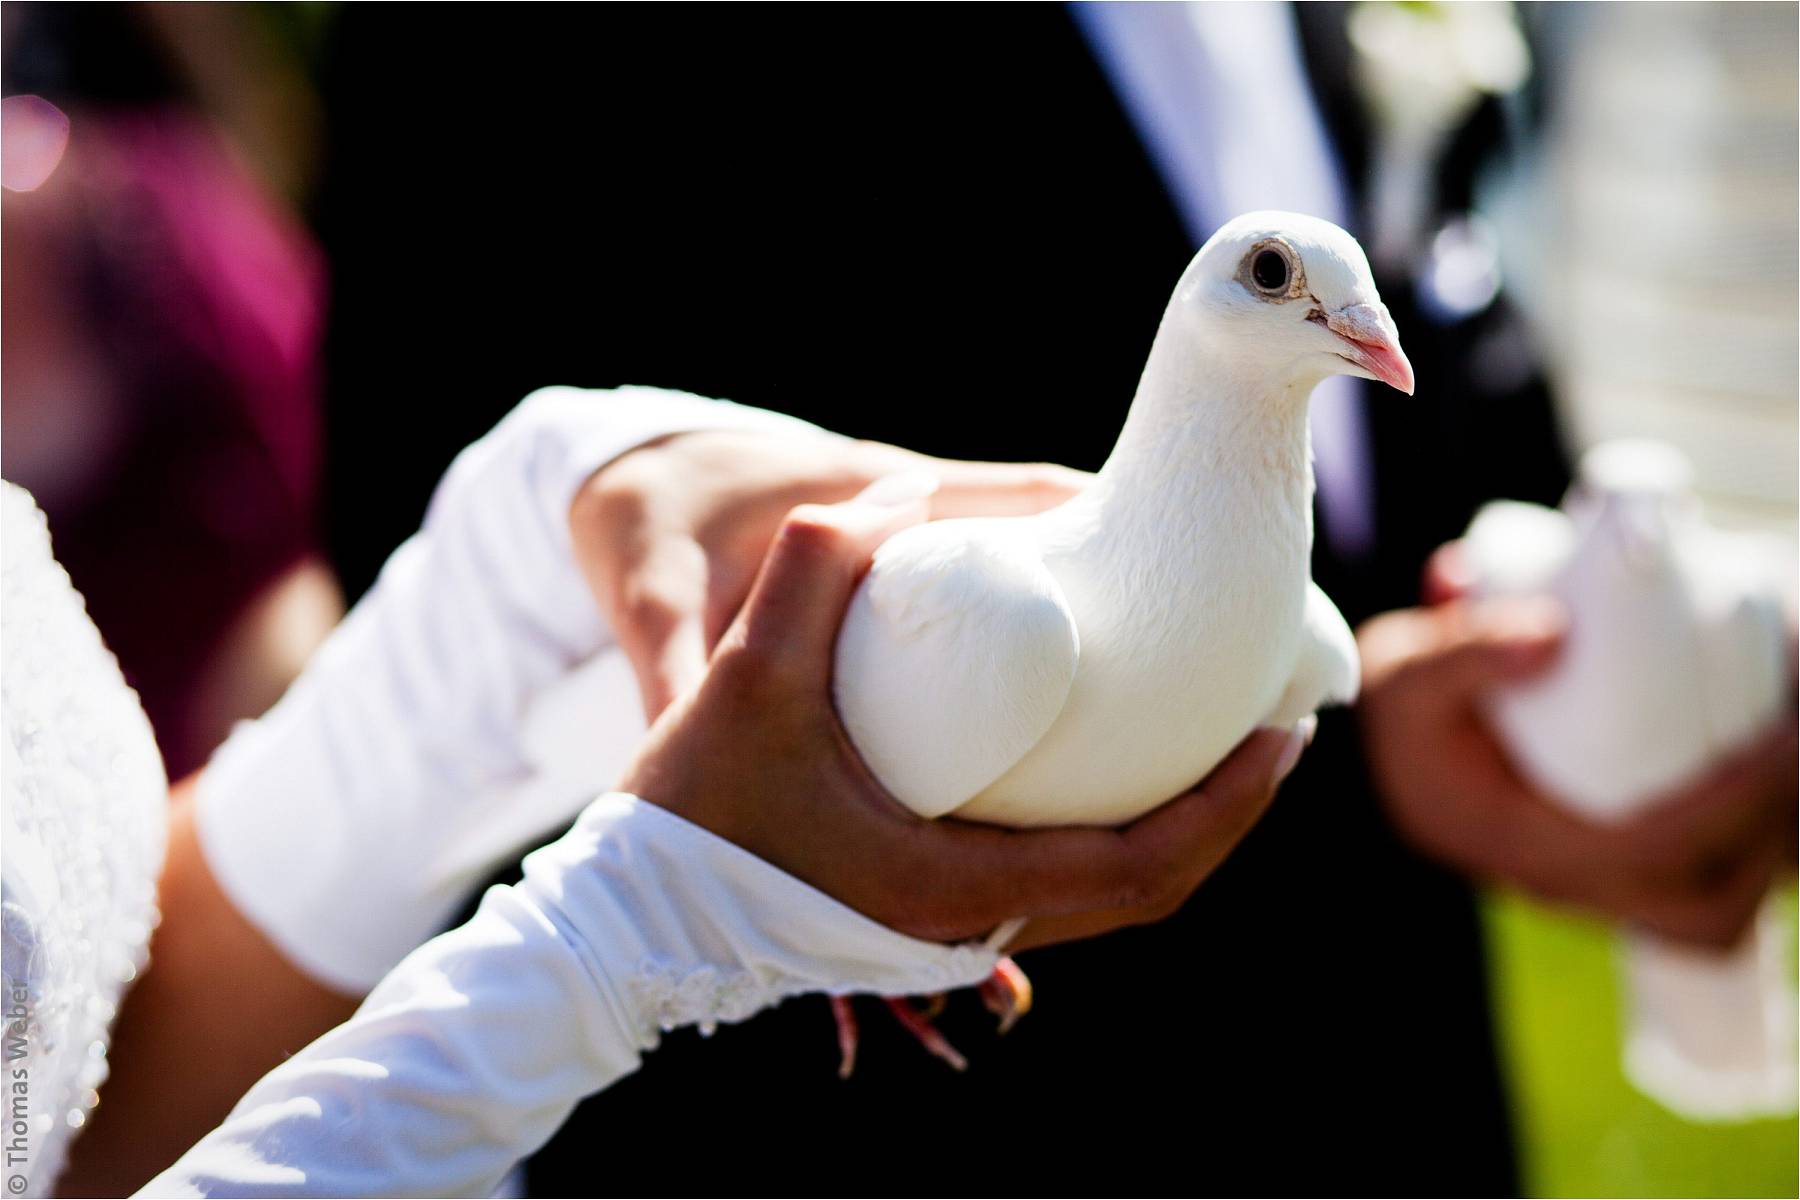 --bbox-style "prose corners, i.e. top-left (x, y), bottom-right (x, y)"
top-left (1324, 303), bottom-right (1414, 396)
